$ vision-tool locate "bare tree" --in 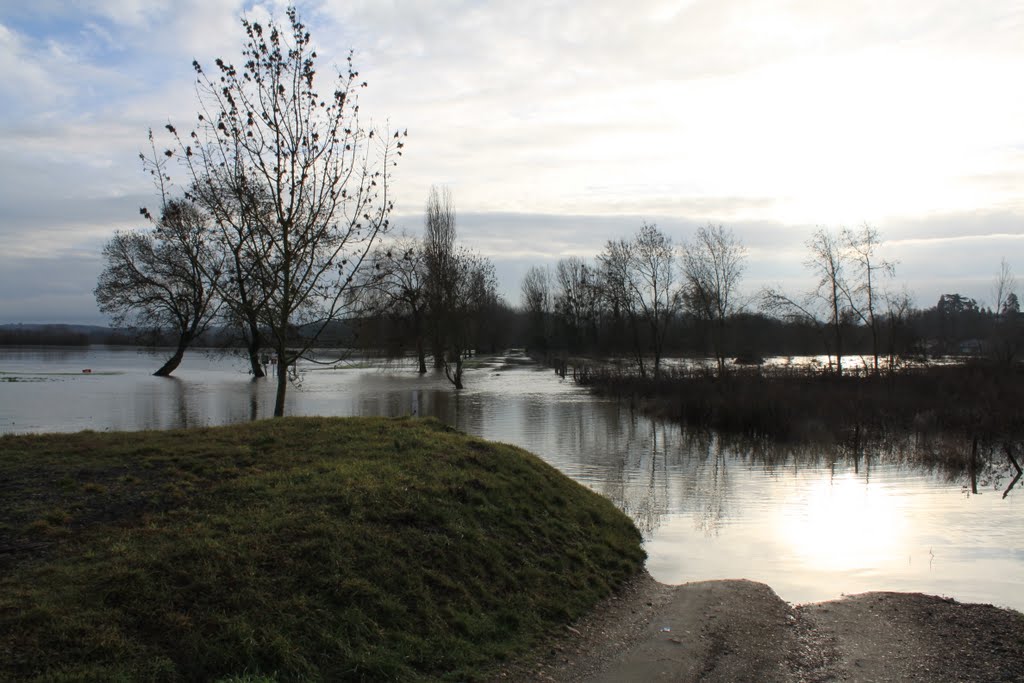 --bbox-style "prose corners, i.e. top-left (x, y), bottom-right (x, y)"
top-left (443, 251), bottom-right (498, 389)
top-left (681, 224), bottom-right (746, 375)
top-left (806, 227), bottom-right (851, 376)
top-left (161, 8), bottom-right (405, 415)
top-left (554, 257), bottom-right (601, 353)
top-left (762, 227), bottom-right (852, 375)
top-left (990, 259), bottom-right (1022, 364)
top-left (363, 233), bottom-right (429, 373)
top-left (187, 176), bottom-right (272, 378)
top-left (598, 223), bottom-right (680, 378)
top-left (600, 237), bottom-right (647, 377)
top-left (96, 132), bottom-right (222, 376)
top-left (95, 198), bottom-right (221, 376)
top-left (421, 186), bottom-right (497, 388)
top-left (992, 258), bottom-right (1017, 316)
top-left (841, 224), bottom-right (894, 372)
top-left (423, 186), bottom-right (458, 370)
top-left (883, 287), bottom-right (915, 370)
top-left (521, 265), bottom-right (553, 353)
